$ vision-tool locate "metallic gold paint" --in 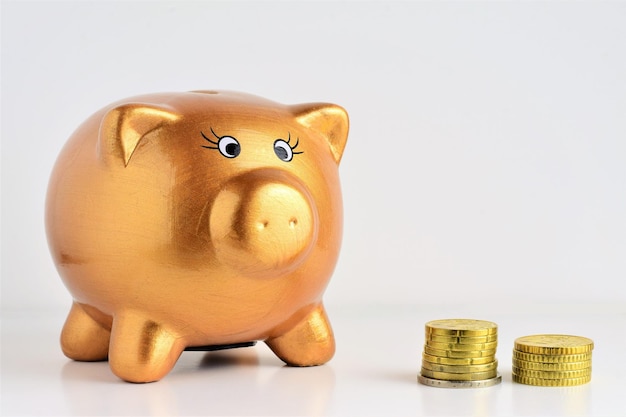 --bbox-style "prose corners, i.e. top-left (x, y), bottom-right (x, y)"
top-left (46, 90), bottom-right (348, 383)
